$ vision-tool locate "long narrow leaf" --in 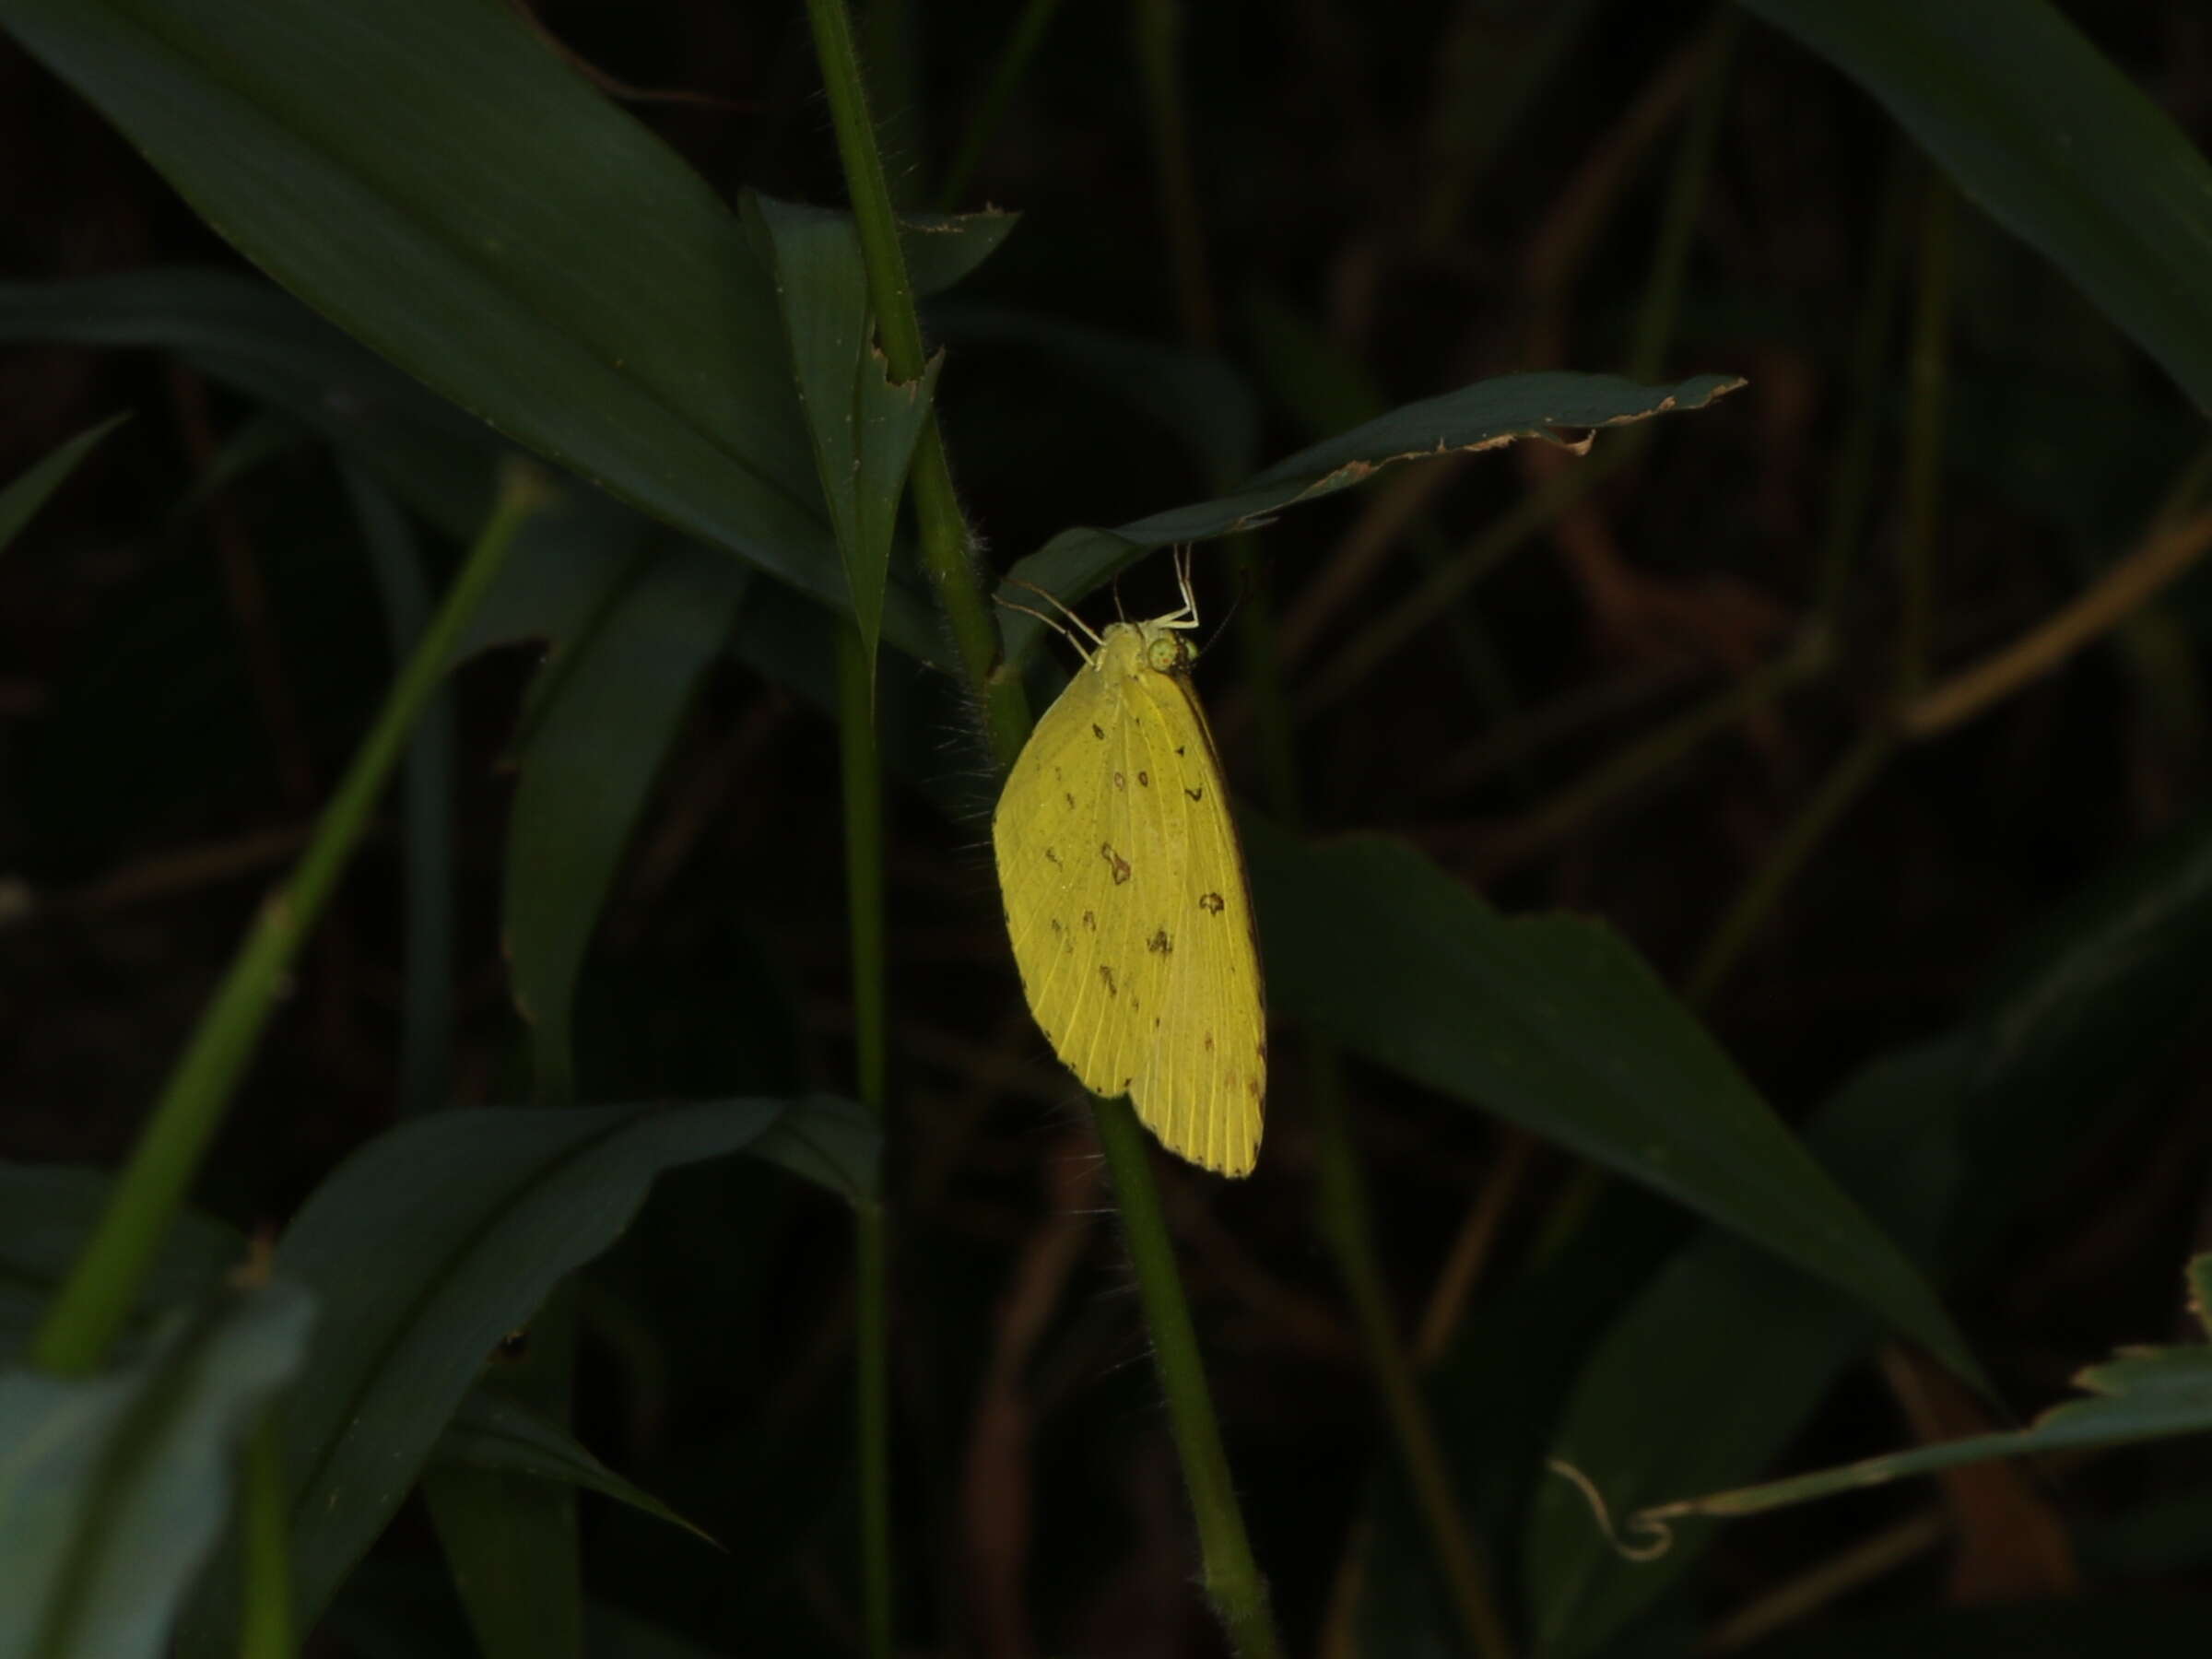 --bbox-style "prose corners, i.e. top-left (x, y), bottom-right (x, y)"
top-left (745, 194), bottom-right (941, 680)
top-left (1746, 0), bottom-right (2212, 413)
top-left (0, 1165), bottom-right (241, 1360)
top-left (176, 1097), bottom-right (875, 1653)
top-left (1246, 818), bottom-right (1977, 1382)
top-left (1524, 803), bottom-right (2212, 1654)
top-left (999, 370), bottom-right (1741, 657)
top-left (503, 546), bottom-right (748, 1103)
top-left (0, 413), bottom-right (128, 554)
top-left (0, 1), bottom-right (1008, 656)
top-left (1638, 1255), bottom-right (2212, 1526)
top-left (0, 1280), bottom-right (313, 1659)
top-left (434, 1390), bottom-right (715, 1549)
